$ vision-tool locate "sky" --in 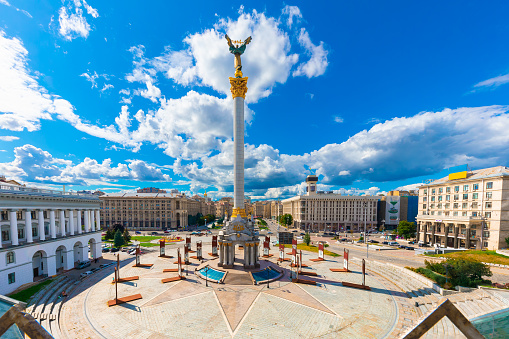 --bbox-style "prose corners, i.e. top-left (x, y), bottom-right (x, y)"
top-left (1, 1), bottom-right (509, 200)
